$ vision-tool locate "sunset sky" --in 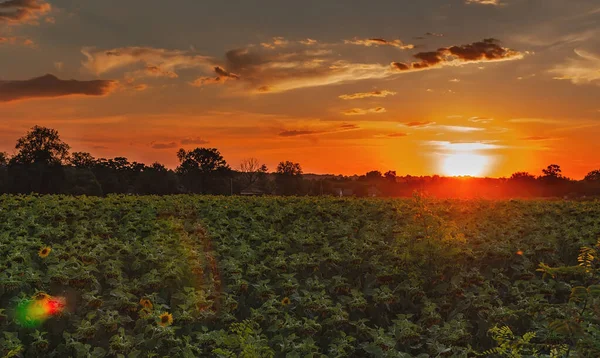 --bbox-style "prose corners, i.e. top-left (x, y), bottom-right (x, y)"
top-left (1, 0), bottom-right (599, 178)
